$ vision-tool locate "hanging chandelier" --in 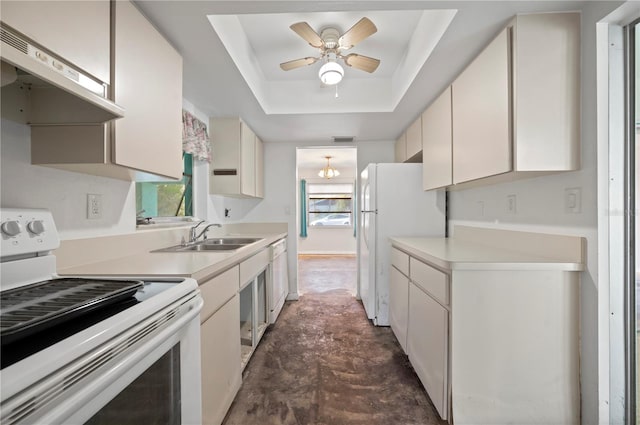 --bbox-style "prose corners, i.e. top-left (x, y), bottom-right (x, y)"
top-left (318, 156), bottom-right (340, 179)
